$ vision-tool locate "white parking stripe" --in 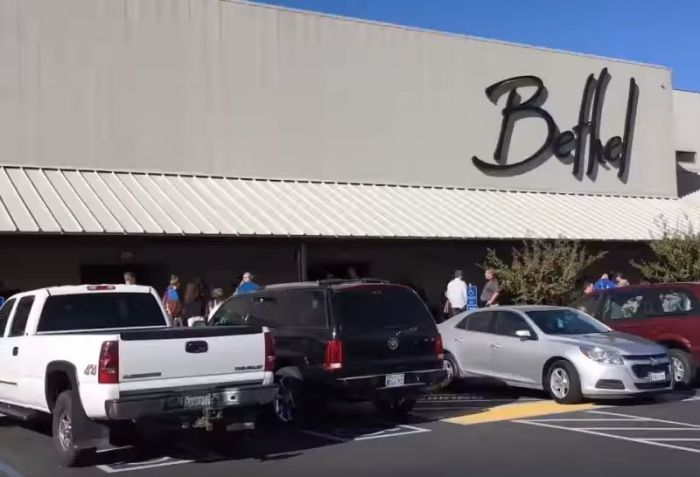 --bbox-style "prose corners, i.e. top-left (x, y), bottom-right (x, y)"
top-left (517, 404), bottom-right (700, 455)
top-left (587, 410), bottom-right (700, 428)
top-left (576, 427), bottom-right (700, 431)
top-left (516, 420), bottom-right (700, 454)
top-left (97, 457), bottom-right (193, 474)
top-left (644, 438), bottom-right (700, 441)
top-left (529, 418), bottom-right (651, 422)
